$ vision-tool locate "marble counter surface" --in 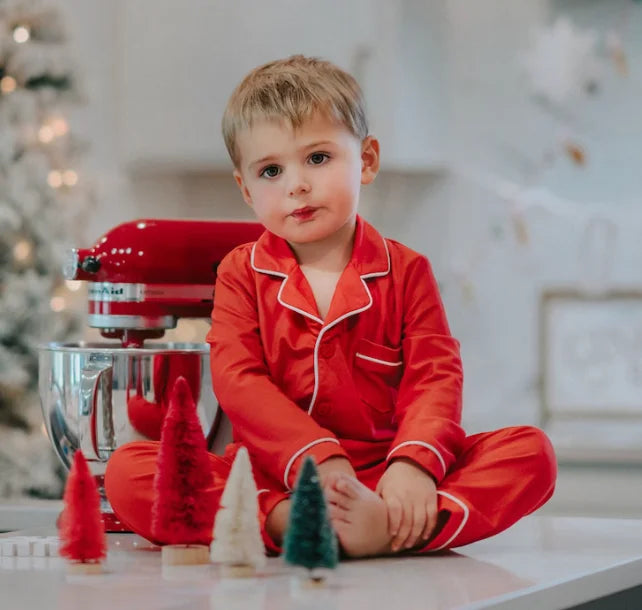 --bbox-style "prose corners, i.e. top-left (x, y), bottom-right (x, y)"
top-left (1, 515), bottom-right (641, 610)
